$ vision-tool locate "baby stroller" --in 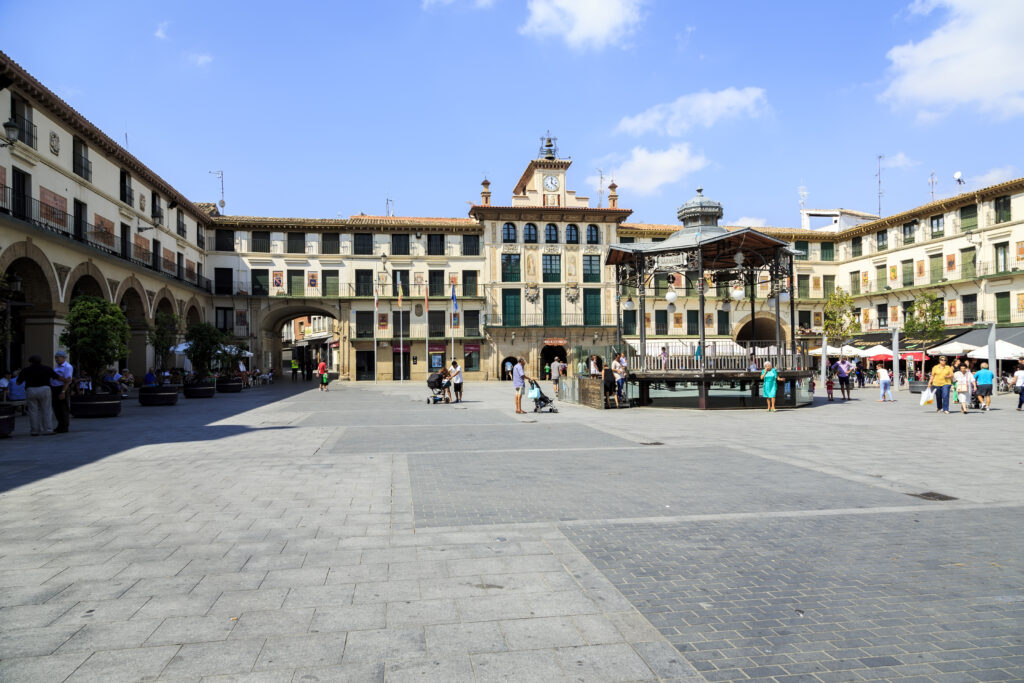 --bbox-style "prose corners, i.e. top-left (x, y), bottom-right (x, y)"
top-left (426, 373), bottom-right (450, 404)
top-left (528, 380), bottom-right (558, 413)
